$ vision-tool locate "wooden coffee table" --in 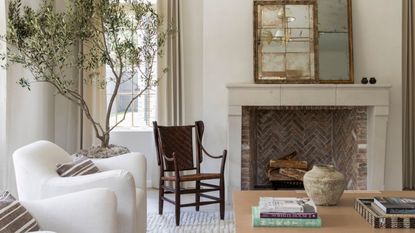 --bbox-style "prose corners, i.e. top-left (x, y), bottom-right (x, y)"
top-left (233, 190), bottom-right (415, 233)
